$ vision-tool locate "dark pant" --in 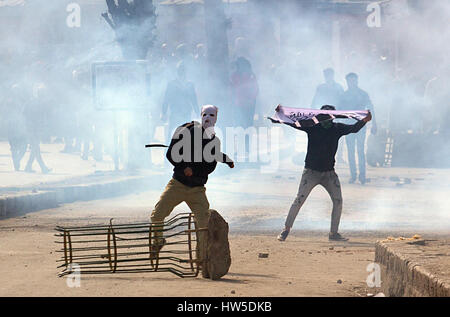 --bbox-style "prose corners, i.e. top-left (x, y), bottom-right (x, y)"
top-left (345, 128), bottom-right (367, 181)
top-left (285, 168), bottom-right (343, 234)
top-left (9, 138), bottom-right (27, 171)
top-left (25, 137), bottom-right (49, 173)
